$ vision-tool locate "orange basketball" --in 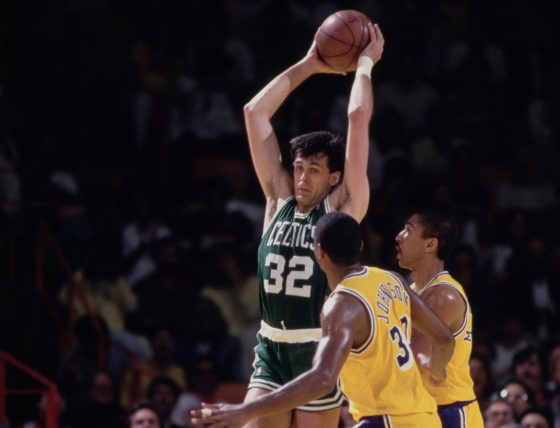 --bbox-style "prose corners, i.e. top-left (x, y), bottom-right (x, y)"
top-left (315, 10), bottom-right (371, 72)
